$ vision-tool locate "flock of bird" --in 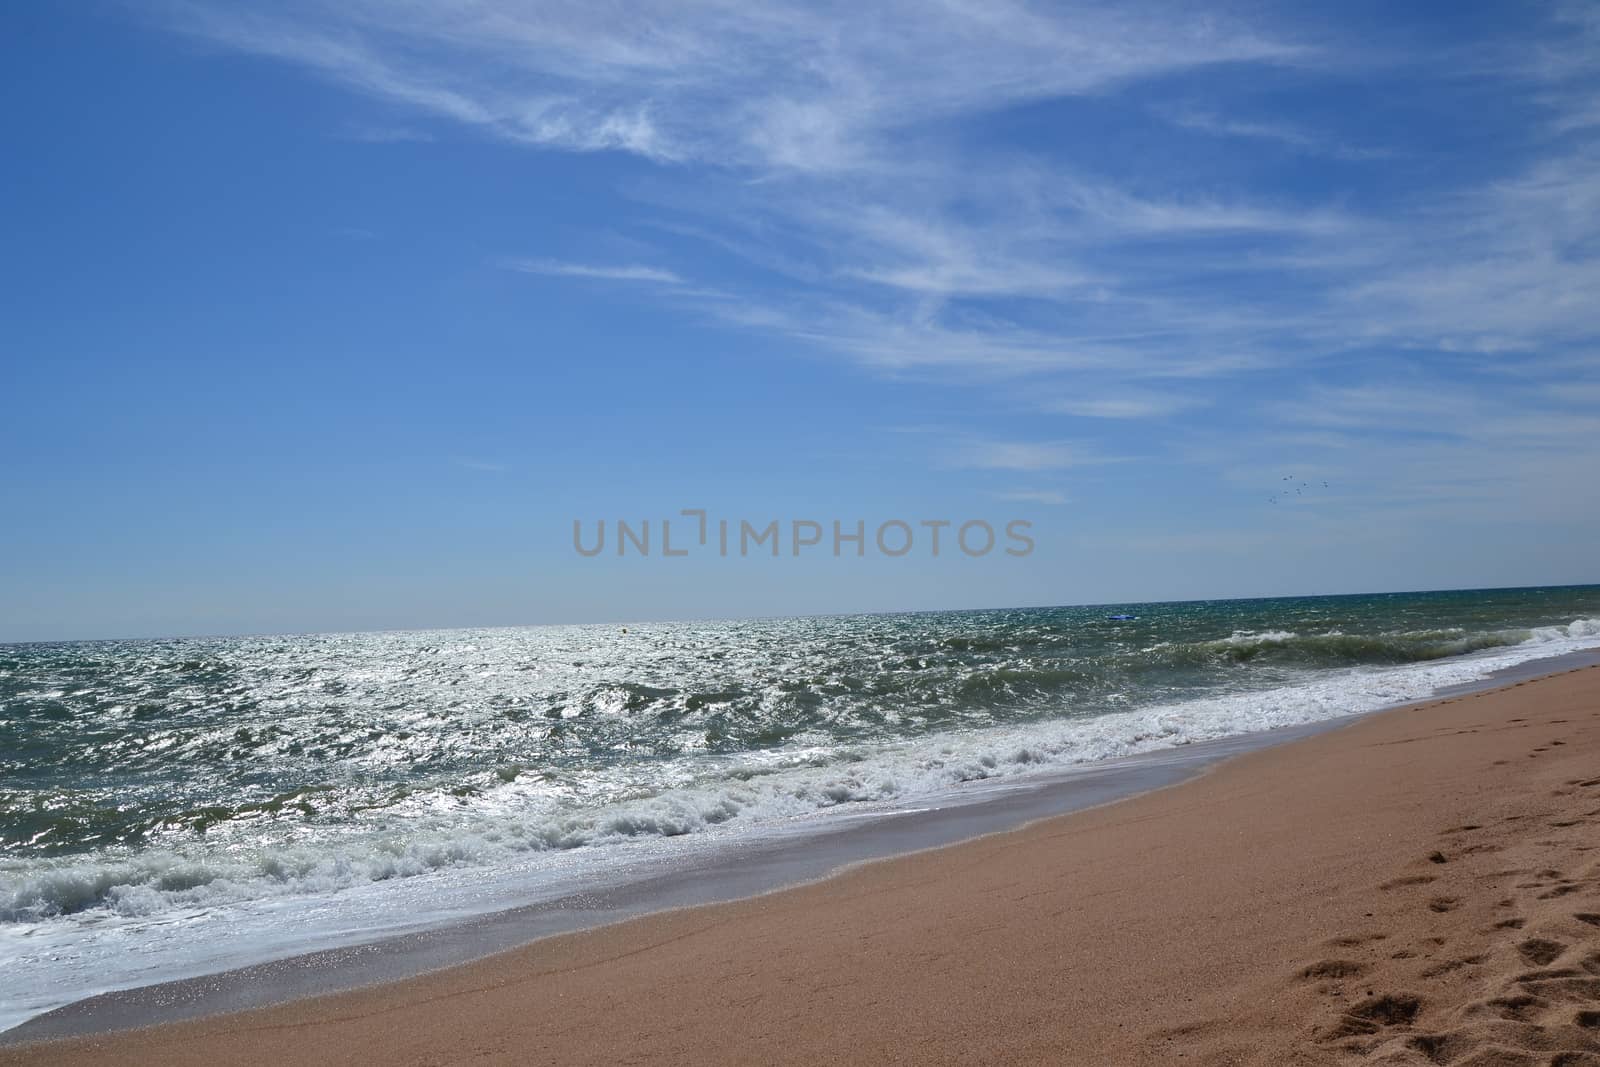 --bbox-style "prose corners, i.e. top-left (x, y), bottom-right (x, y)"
top-left (1268, 475), bottom-right (1330, 504)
